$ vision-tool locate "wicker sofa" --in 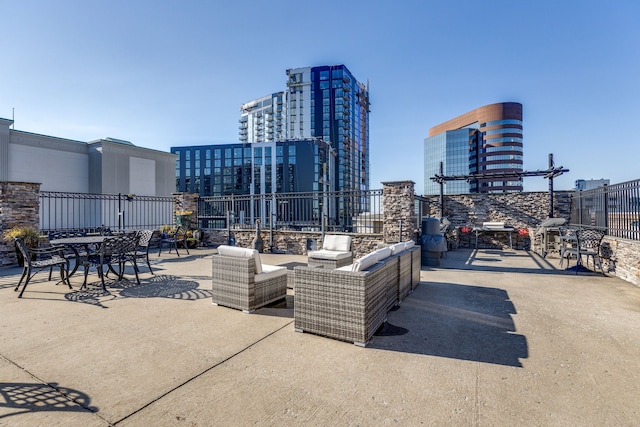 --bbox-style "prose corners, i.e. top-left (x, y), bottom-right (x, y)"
top-left (388, 241), bottom-right (420, 303)
top-left (294, 241), bottom-right (421, 346)
top-left (307, 234), bottom-right (353, 269)
top-left (212, 245), bottom-right (288, 313)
